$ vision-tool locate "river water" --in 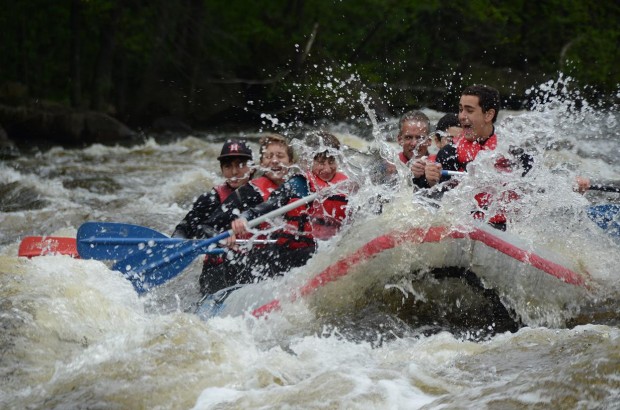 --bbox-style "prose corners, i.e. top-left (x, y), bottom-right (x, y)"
top-left (1, 80), bottom-right (619, 409)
